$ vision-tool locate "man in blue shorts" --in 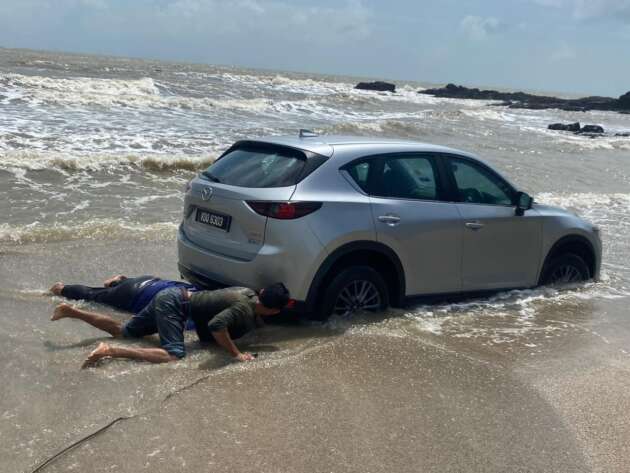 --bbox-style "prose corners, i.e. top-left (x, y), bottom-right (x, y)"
top-left (49, 276), bottom-right (291, 367)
